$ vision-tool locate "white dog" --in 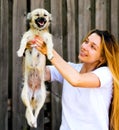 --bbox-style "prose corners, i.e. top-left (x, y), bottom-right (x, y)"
top-left (17, 8), bottom-right (53, 128)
